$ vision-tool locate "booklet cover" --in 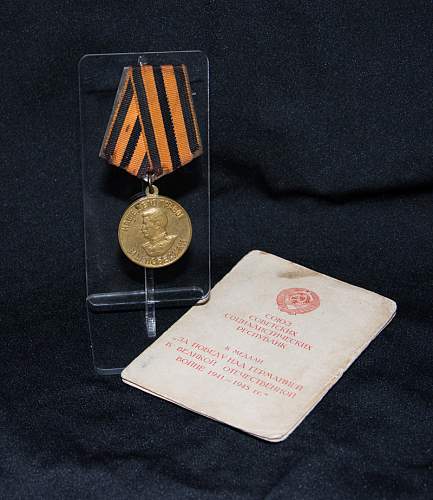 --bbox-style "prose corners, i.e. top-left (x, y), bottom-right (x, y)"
top-left (122, 250), bottom-right (396, 442)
